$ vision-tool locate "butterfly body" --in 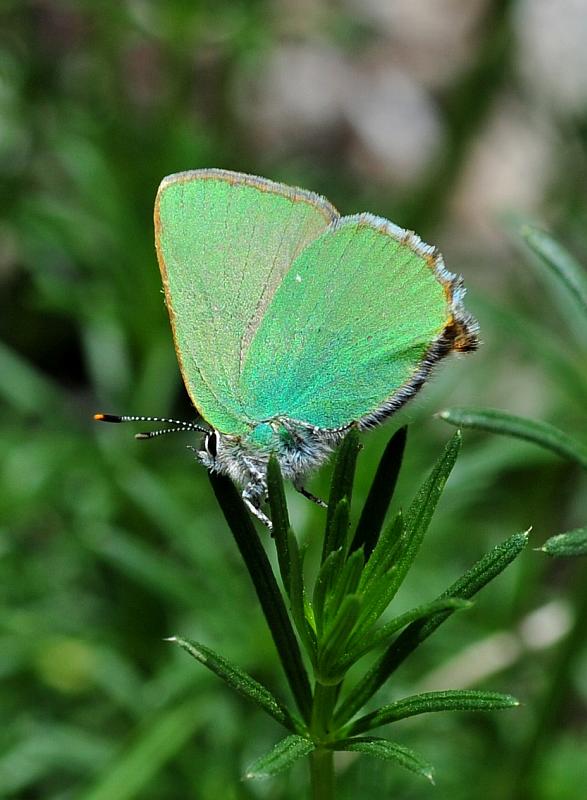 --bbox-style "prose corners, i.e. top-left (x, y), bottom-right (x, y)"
top-left (153, 169), bottom-right (479, 527)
